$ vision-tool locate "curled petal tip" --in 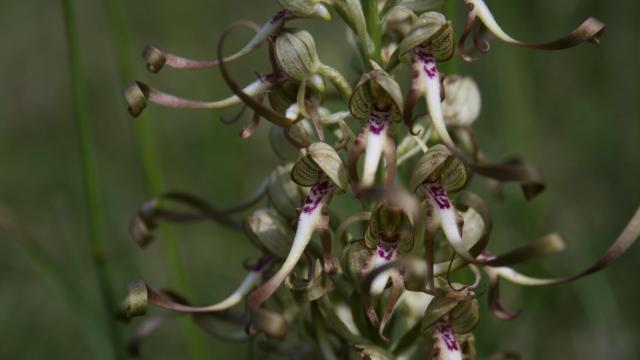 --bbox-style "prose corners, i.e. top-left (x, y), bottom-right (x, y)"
top-left (124, 279), bottom-right (149, 318)
top-left (124, 81), bottom-right (148, 118)
top-left (142, 44), bottom-right (166, 73)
